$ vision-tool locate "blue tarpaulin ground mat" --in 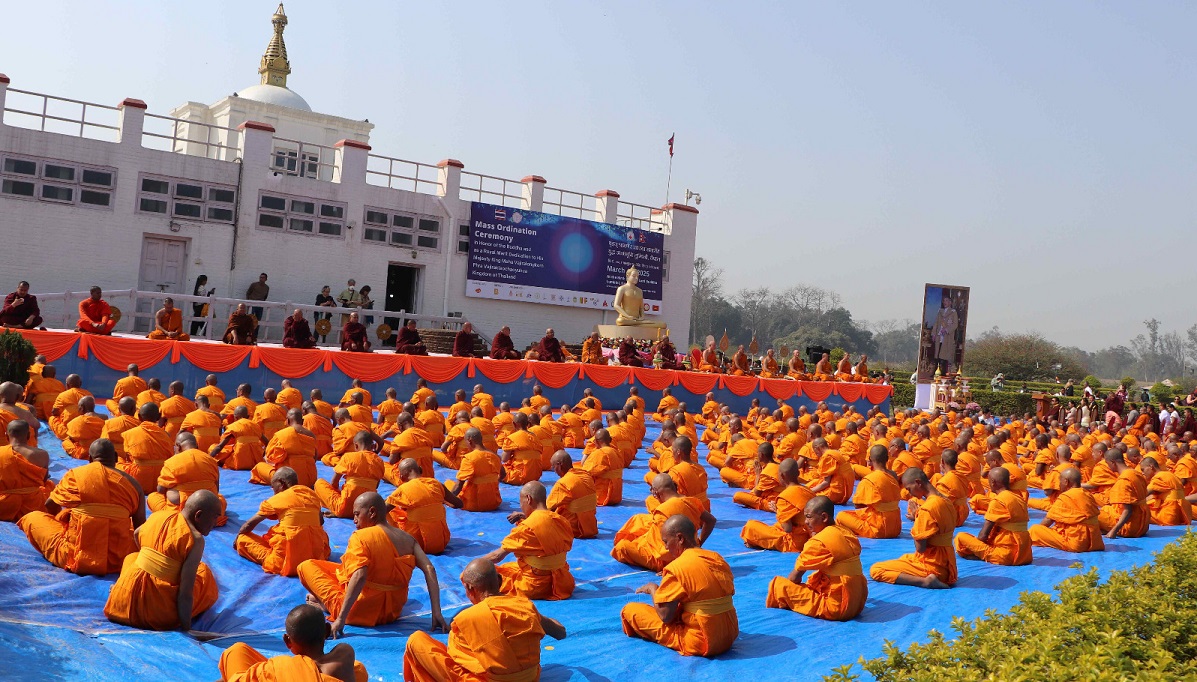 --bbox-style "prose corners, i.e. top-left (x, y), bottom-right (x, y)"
top-left (0, 416), bottom-right (1188, 681)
